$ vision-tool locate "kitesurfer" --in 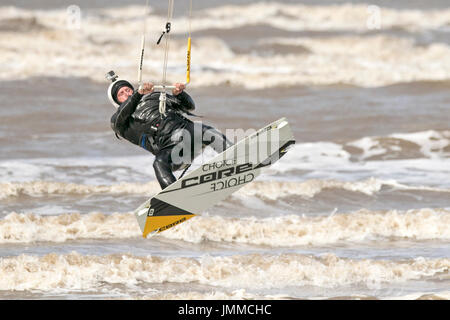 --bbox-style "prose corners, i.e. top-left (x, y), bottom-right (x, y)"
top-left (106, 71), bottom-right (232, 190)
